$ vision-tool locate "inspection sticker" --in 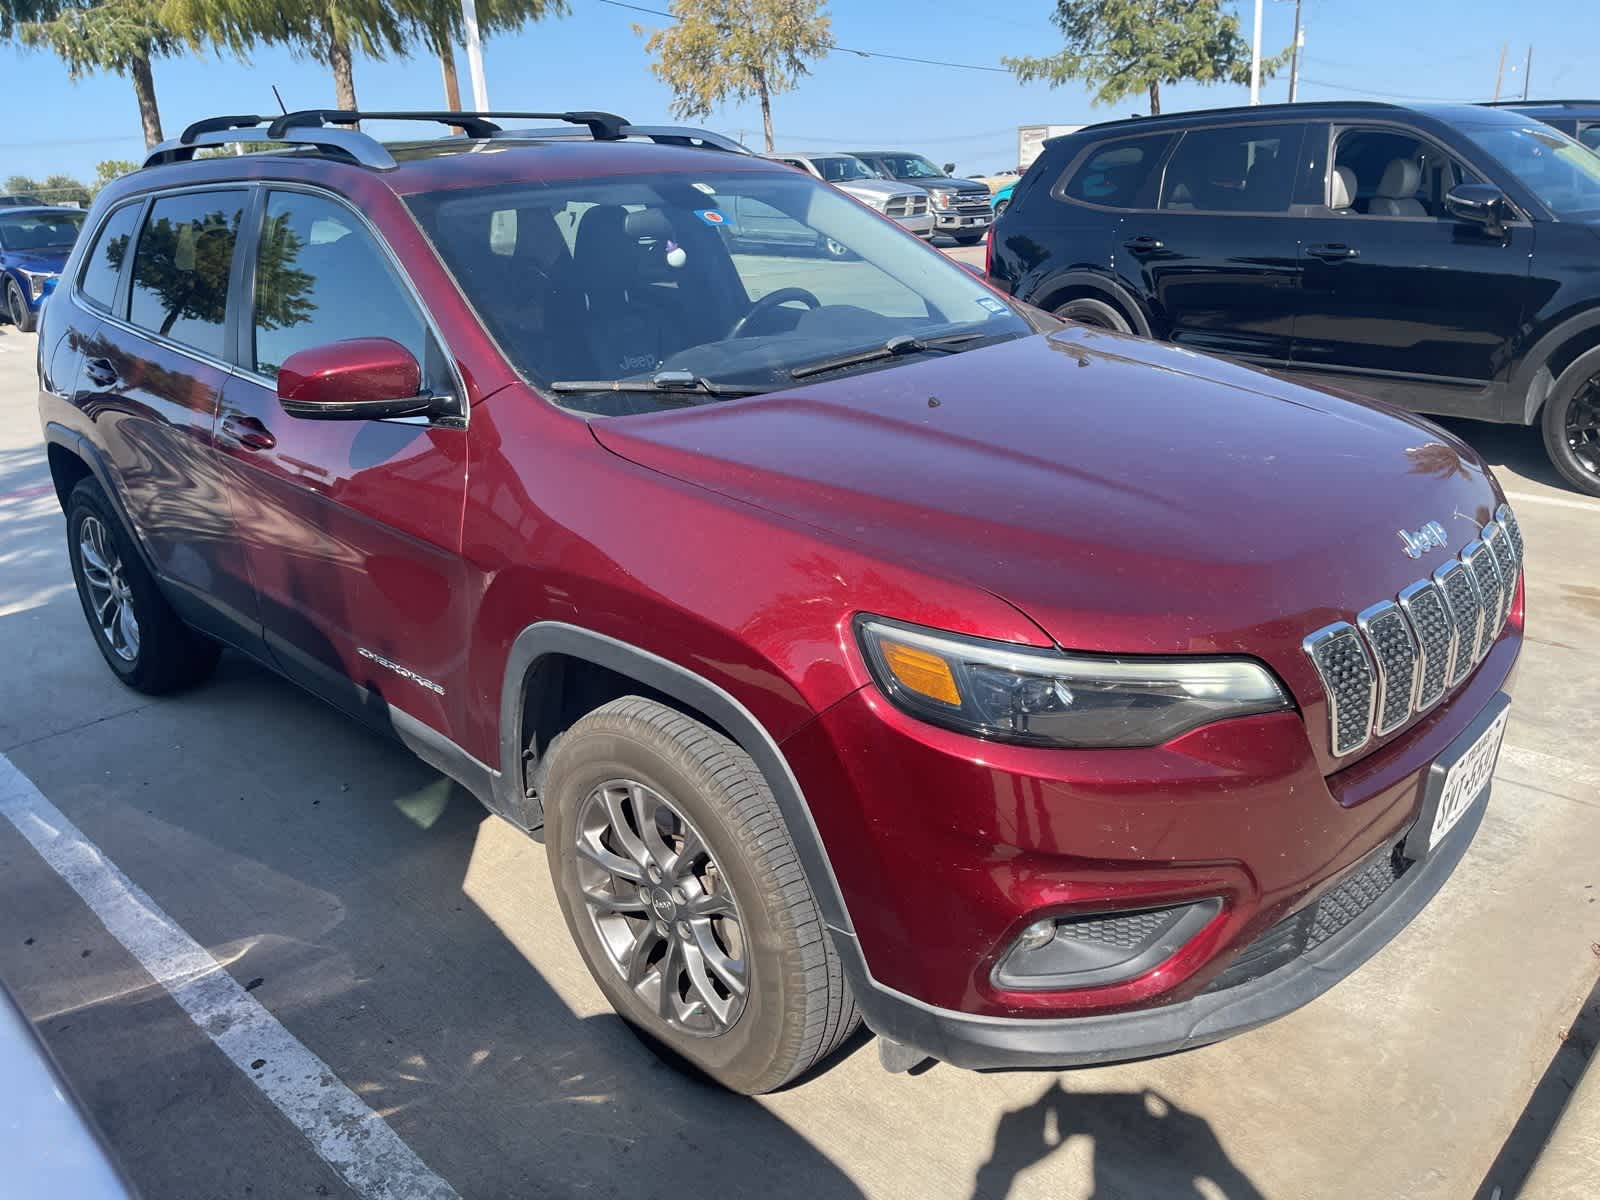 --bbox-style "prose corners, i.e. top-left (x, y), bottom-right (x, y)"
top-left (976, 296), bottom-right (1007, 314)
top-left (694, 208), bottom-right (726, 225)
